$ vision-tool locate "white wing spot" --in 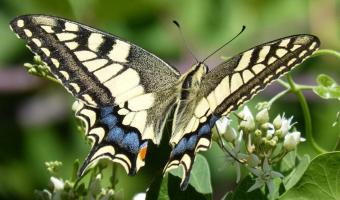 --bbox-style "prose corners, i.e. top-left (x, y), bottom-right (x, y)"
top-left (257, 46), bottom-right (270, 63)
top-left (41, 48), bottom-right (50, 56)
top-left (235, 49), bottom-right (253, 71)
top-left (64, 22), bottom-right (79, 32)
top-left (309, 42), bottom-right (317, 50)
top-left (65, 41), bottom-right (79, 50)
top-left (51, 58), bottom-right (60, 68)
top-left (264, 74), bottom-right (274, 83)
top-left (32, 38), bottom-right (42, 47)
top-left (80, 108), bottom-right (97, 127)
top-left (118, 108), bottom-right (129, 115)
top-left (75, 50), bottom-right (97, 61)
top-left (88, 33), bottom-right (104, 52)
top-left (108, 40), bottom-right (130, 63)
top-left (268, 57), bottom-right (276, 65)
top-left (83, 59), bottom-right (109, 71)
top-left (56, 33), bottom-right (77, 41)
top-left (60, 71), bottom-right (69, 80)
top-left (24, 29), bottom-right (32, 37)
top-left (276, 66), bottom-right (286, 74)
top-left (207, 92), bottom-right (217, 111)
top-left (279, 39), bottom-right (290, 47)
top-left (276, 48), bottom-right (288, 57)
top-left (287, 58), bottom-right (296, 66)
top-left (299, 50), bottom-right (307, 58)
top-left (89, 127), bottom-right (106, 143)
top-left (82, 94), bottom-right (97, 106)
top-left (291, 45), bottom-right (301, 51)
top-left (41, 25), bottom-right (54, 33)
top-left (17, 19), bottom-right (24, 27)
top-left (70, 83), bottom-right (81, 93)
